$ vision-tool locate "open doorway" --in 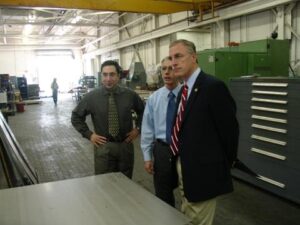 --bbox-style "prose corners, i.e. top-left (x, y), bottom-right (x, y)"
top-left (36, 50), bottom-right (82, 97)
